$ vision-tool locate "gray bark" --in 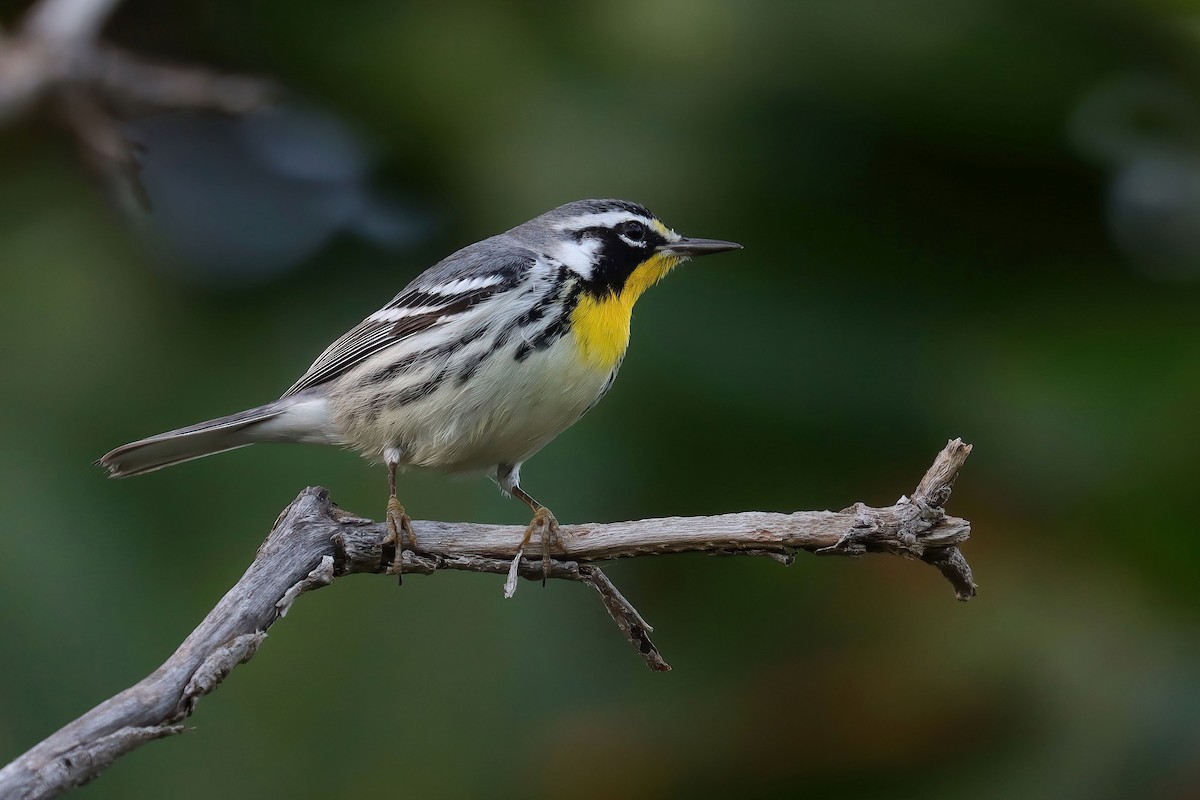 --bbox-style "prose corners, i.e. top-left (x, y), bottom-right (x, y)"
top-left (0, 438), bottom-right (975, 800)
